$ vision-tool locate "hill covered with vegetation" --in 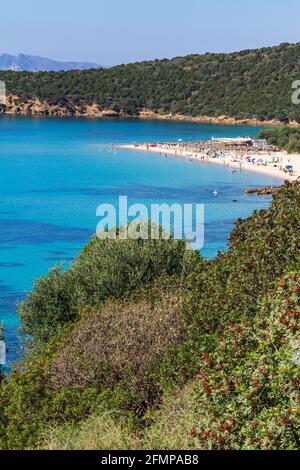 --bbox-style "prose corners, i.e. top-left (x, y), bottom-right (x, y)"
top-left (259, 126), bottom-right (300, 153)
top-left (0, 182), bottom-right (299, 450)
top-left (1, 42), bottom-right (300, 123)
